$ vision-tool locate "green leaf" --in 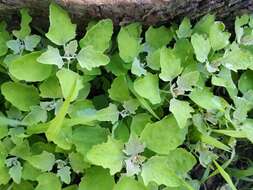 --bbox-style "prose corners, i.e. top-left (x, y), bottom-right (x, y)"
top-left (209, 22), bottom-right (230, 51)
top-left (22, 106), bottom-right (47, 125)
top-left (191, 33), bottom-right (210, 63)
top-left (26, 151), bottom-right (55, 172)
top-left (77, 46), bottom-right (110, 70)
top-left (176, 71), bottom-right (200, 92)
top-left (0, 166), bottom-right (10, 185)
top-left (159, 47), bottom-right (182, 82)
top-left (96, 104), bottom-right (119, 124)
top-left (69, 152), bottom-right (89, 173)
top-left (24, 35), bottom-right (41, 51)
top-left (145, 26), bottom-right (173, 50)
top-left (57, 68), bottom-right (83, 101)
top-left (79, 166), bottom-right (115, 190)
top-left (9, 52), bottom-right (52, 82)
top-left (35, 173), bottom-right (61, 190)
top-left (10, 140), bottom-right (31, 159)
top-left (141, 156), bottom-right (180, 187)
top-left (22, 162), bottom-right (41, 181)
top-left (46, 3), bottom-right (76, 45)
top-left (140, 115), bottom-right (187, 154)
top-left (141, 149), bottom-right (196, 189)
top-left (87, 136), bottom-right (124, 175)
top-left (124, 133), bottom-right (144, 156)
top-left (176, 17), bottom-right (192, 38)
top-left (218, 44), bottom-right (253, 71)
top-left (114, 176), bottom-right (147, 190)
top-left (72, 126), bottom-right (108, 160)
top-left (167, 148), bottom-right (196, 176)
top-left (213, 160), bottom-right (237, 190)
top-left (211, 67), bottom-right (237, 98)
top-left (189, 87), bottom-right (226, 111)
top-left (193, 14), bottom-right (215, 34)
top-left (12, 181), bottom-right (34, 190)
top-left (80, 19), bottom-right (113, 52)
top-left (200, 134), bottom-right (231, 152)
top-left (235, 15), bottom-right (249, 43)
top-left (118, 23), bottom-right (142, 62)
top-left (134, 73), bottom-right (161, 104)
top-left (130, 113), bottom-right (152, 136)
top-left (13, 9), bottom-right (32, 39)
top-left (37, 46), bottom-right (64, 68)
top-left (238, 70), bottom-right (253, 94)
top-left (39, 76), bottom-right (63, 98)
top-left (169, 98), bottom-right (194, 128)
top-left (0, 22), bottom-right (10, 56)
top-left (1, 82), bottom-right (40, 111)
top-left (146, 48), bottom-right (161, 70)
top-left (109, 76), bottom-right (131, 102)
